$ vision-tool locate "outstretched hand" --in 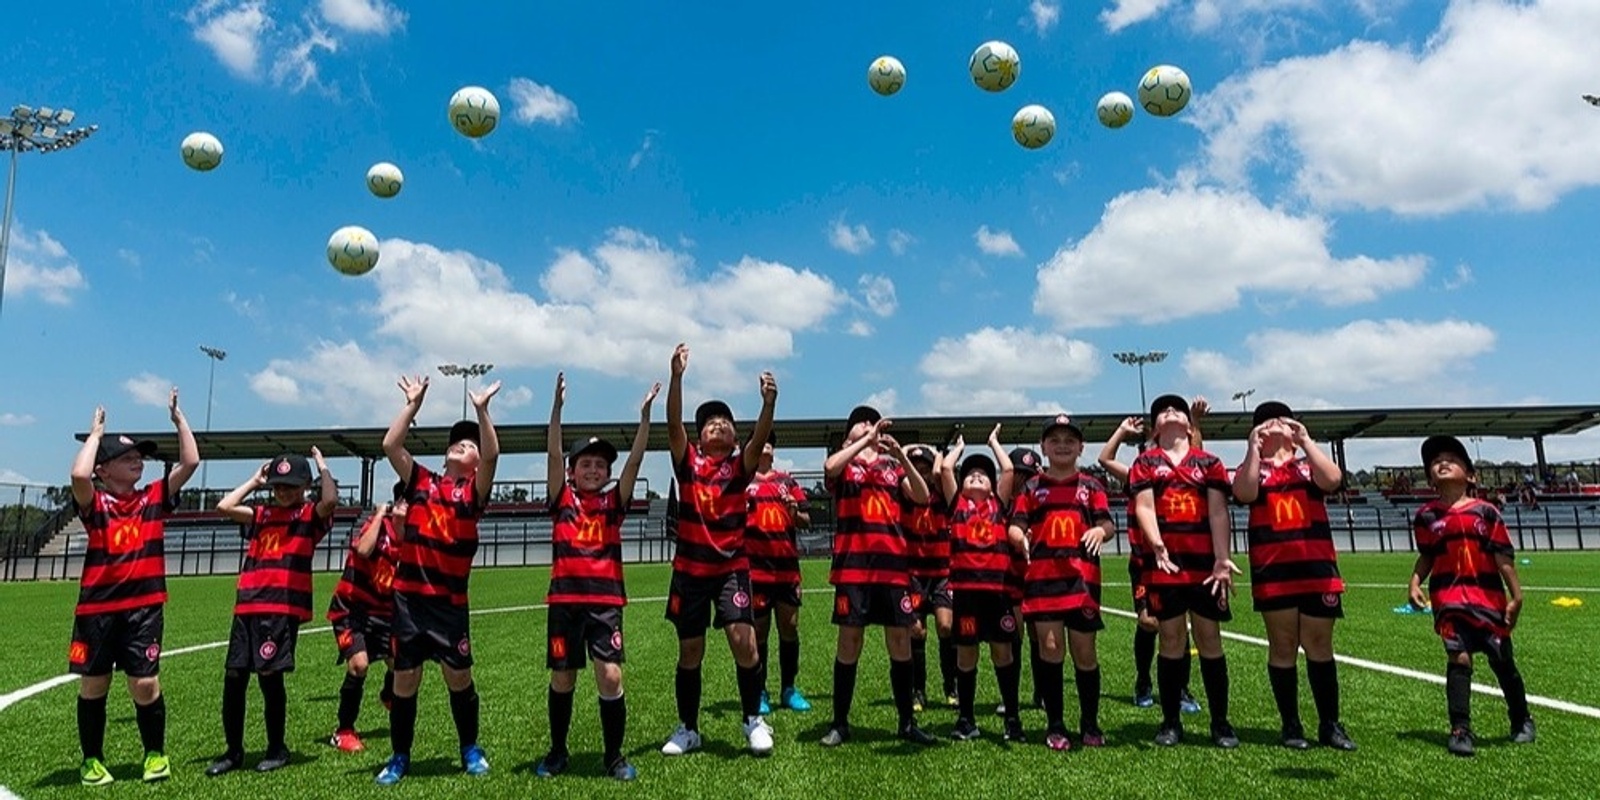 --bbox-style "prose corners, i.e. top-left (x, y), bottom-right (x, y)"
top-left (641, 381), bottom-right (662, 413)
top-left (168, 387), bottom-right (184, 423)
top-left (671, 343), bottom-right (690, 376)
top-left (398, 375), bottom-right (429, 405)
top-left (470, 381), bottom-right (502, 410)
top-left (553, 372), bottom-right (566, 409)
top-left (759, 371), bottom-right (778, 404)
top-left (90, 406), bottom-right (106, 437)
